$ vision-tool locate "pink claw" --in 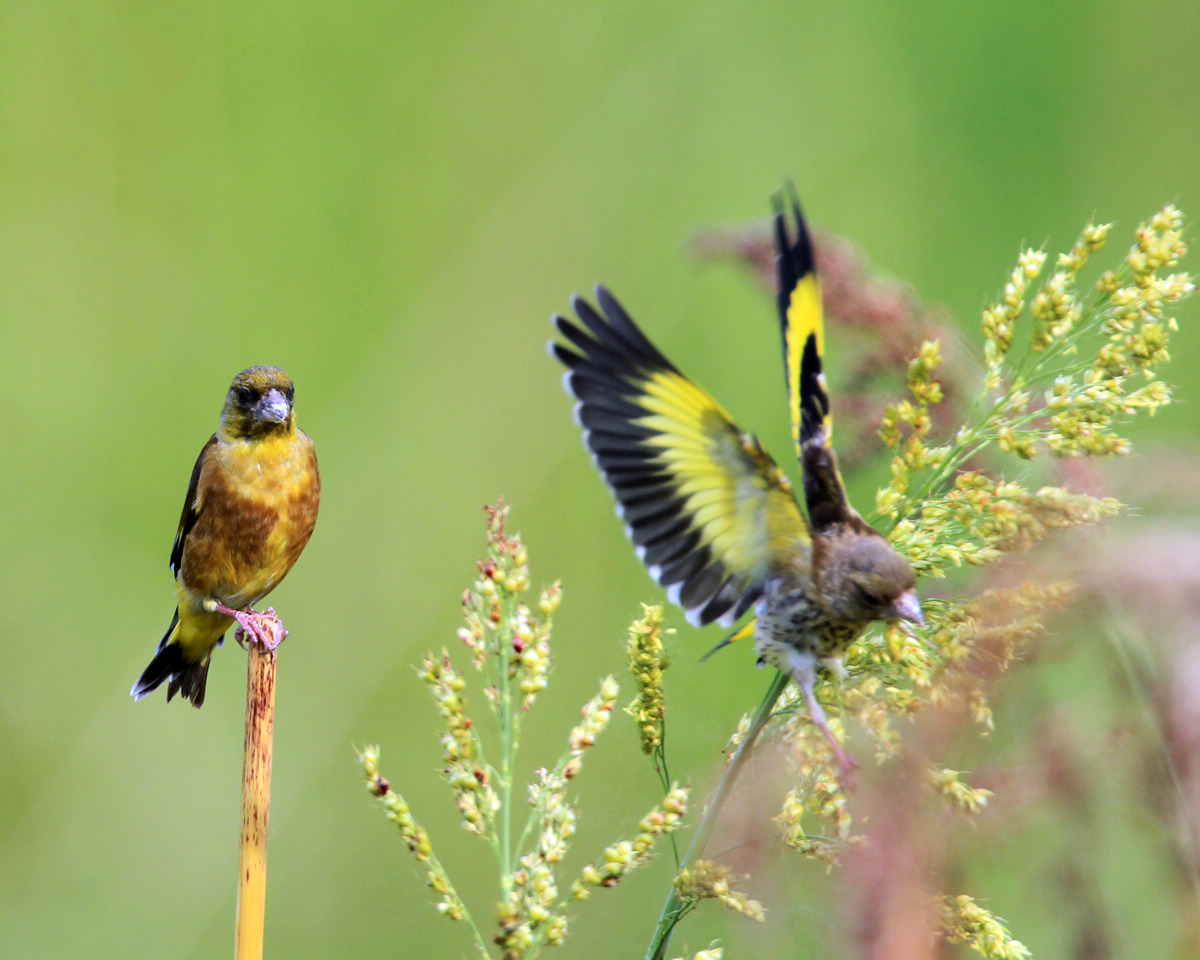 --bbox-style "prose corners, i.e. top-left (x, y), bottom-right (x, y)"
top-left (212, 603), bottom-right (288, 651)
top-left (828, 741), bottom-right (860, 793)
